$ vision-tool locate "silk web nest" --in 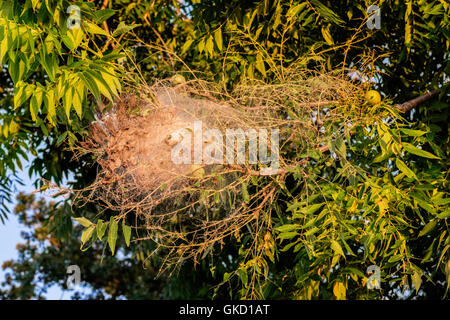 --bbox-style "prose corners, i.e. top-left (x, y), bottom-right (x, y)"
top-left (74, 66), bottom-right (363, 271)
